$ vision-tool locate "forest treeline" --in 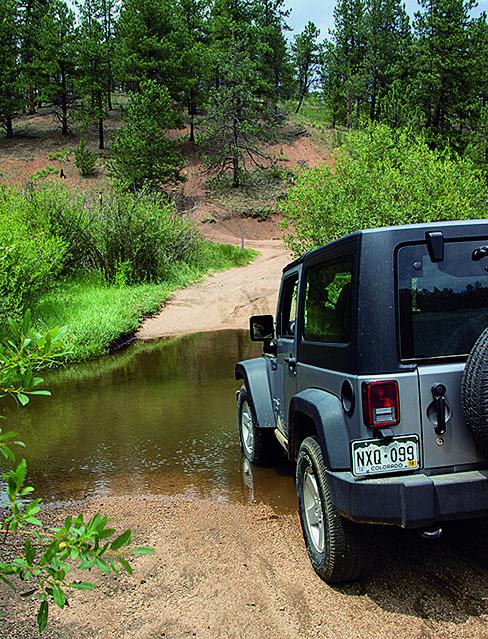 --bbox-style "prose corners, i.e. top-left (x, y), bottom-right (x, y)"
top-left (1, 0), bottom-right (487, 179)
